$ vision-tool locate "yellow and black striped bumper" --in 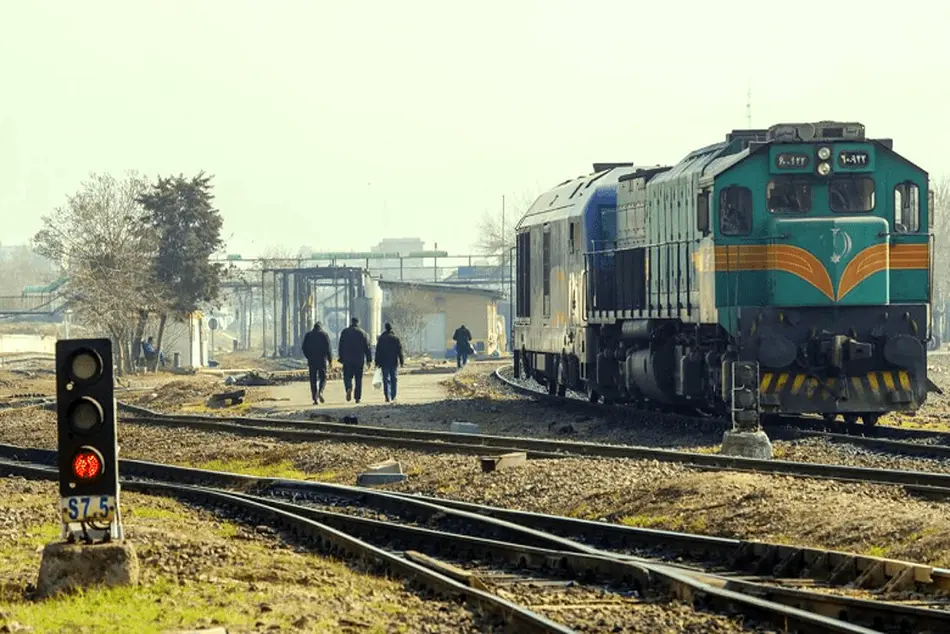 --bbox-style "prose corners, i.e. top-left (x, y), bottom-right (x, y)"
top-left (758, 370), bottom-right (920, 413)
